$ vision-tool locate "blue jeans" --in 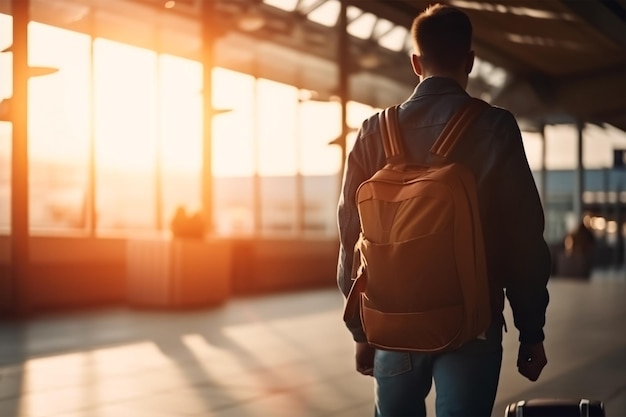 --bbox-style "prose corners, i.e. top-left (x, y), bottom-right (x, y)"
top-left (373, 325), bottom-right (503, 417)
